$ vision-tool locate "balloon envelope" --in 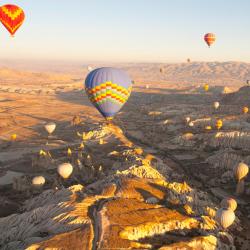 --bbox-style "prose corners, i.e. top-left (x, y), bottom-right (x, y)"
top-left (204, 33), bottom-right (216, 47)
top-left (234, 162), bottom-right (249, 181)
top-left (185, 117), bottom-right (191, 123)
top-left (57, 163), bottom-right (73, 179)
top-left (215, 208), bottom-right (235, 229)
top-left (85, 67), bottom-right (132, 120)
top-left (214, 102), bottom-right (220, 109)
top-left (32, 176), bottom-right (45, 187)
top-left (45, 122), bottom-right (56, 134)
top-left (243, 106), bottom-right (249, 114)
top-left (0, 4), bottom-right (25, 36)
top-left (221, 198), bottom-right (237, 211)
top-left (204, 84), bottom-right (209, 92)
top-left (216, 119), bottom-right (223, 129)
